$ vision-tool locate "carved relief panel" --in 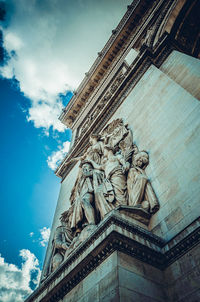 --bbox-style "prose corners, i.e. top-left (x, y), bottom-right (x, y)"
top-left (45, 119), bottom-right (159, 277)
